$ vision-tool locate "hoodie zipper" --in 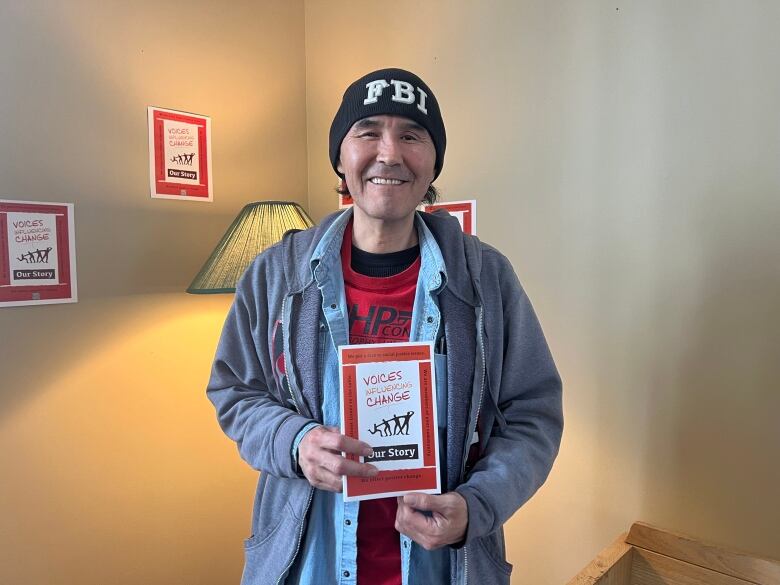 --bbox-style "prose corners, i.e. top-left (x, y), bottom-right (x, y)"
top-left (281, 294), bottom-right (305, 416)
top-left (274, 293), bottom-right (315, 585)
top-left (460, 305), bottom-right (487, 585)
top-left (275, 486), bottom-right (314, 585)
